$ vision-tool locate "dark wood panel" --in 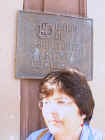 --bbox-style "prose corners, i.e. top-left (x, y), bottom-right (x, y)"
top-left (20, 80), bottom-right (44, 140)
top-left (79, 0), bottom-right (87, 16)
top-left (20, 0), bottom-right (87, 139)
top-left (45, 0), bottom-right (79, 15)
top-left (24, 0), bottom-right (87, 16)
top-left (24, 0), bottom-right (42, 11)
